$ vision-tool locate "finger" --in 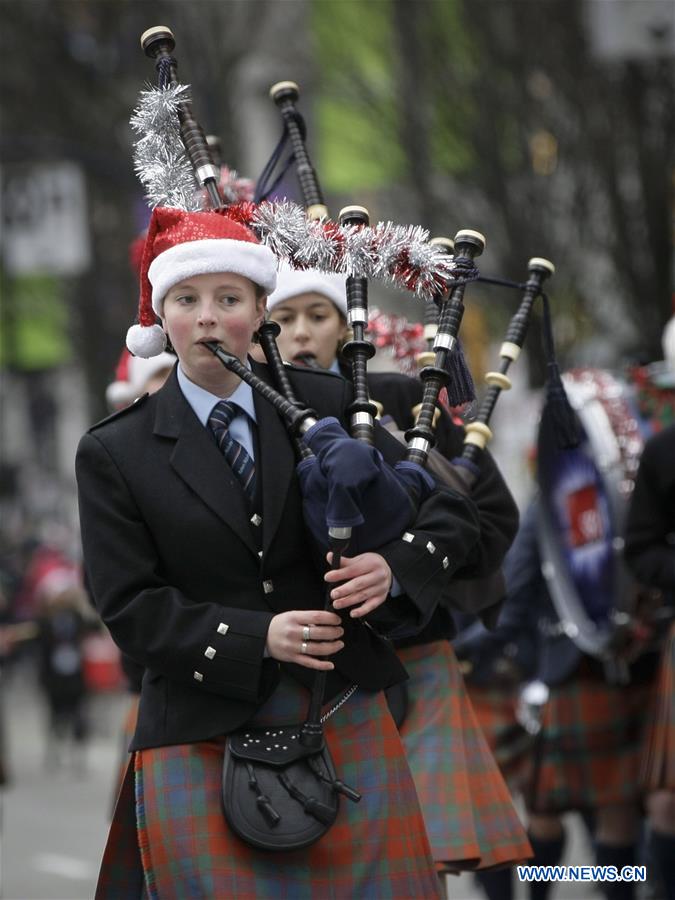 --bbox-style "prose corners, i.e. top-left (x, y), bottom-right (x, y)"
top-left (331, 571), bottom-right (378, 596)
top-left (331, 576), bottom-right (381, 605)
top-left (303, 639), bottom-right (344, 657)
top-left (295, 657), bottom-right (336, 672)
top-left (324, 562), bottom-right (364, 582)
top-left (324, 553), bottom-right (365, 575)
top-left (333, 589), bottom-right (373, 610)
top-left (327, 551), bottom-right (355, 566)
top-left (292, 639), bottom-right (344, 663)
top-left (348, 594), bottom-right (387, 618)
top-left (299, 625), bottom-right (344, 642)
top-left (293, 611), bottom-right (342, 627)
